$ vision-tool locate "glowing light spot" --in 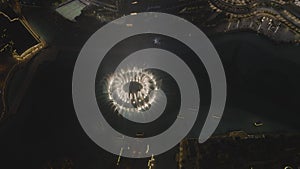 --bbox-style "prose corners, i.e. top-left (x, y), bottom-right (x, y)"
top-left (106, 67), bottom-right (159, 114)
